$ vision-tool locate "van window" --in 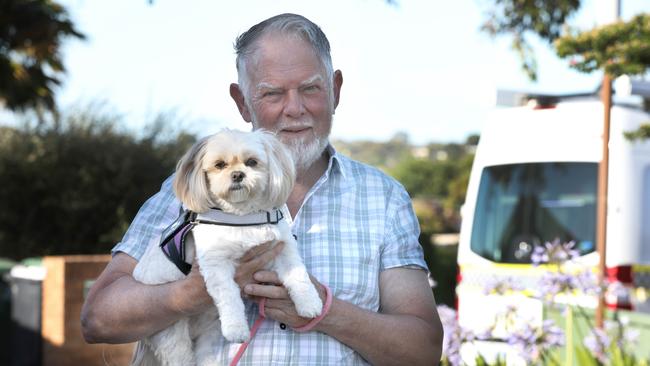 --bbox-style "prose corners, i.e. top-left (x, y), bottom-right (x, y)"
top-left (470, 162), bottom-right (598, 263)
